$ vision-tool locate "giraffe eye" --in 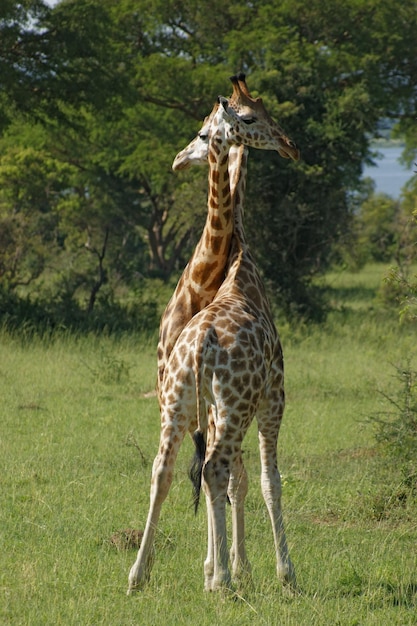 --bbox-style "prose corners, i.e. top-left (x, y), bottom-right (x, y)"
top-left (242, 117), bottom-right (256, 125)
top-left (198, 133), bottom-right (209, 141)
